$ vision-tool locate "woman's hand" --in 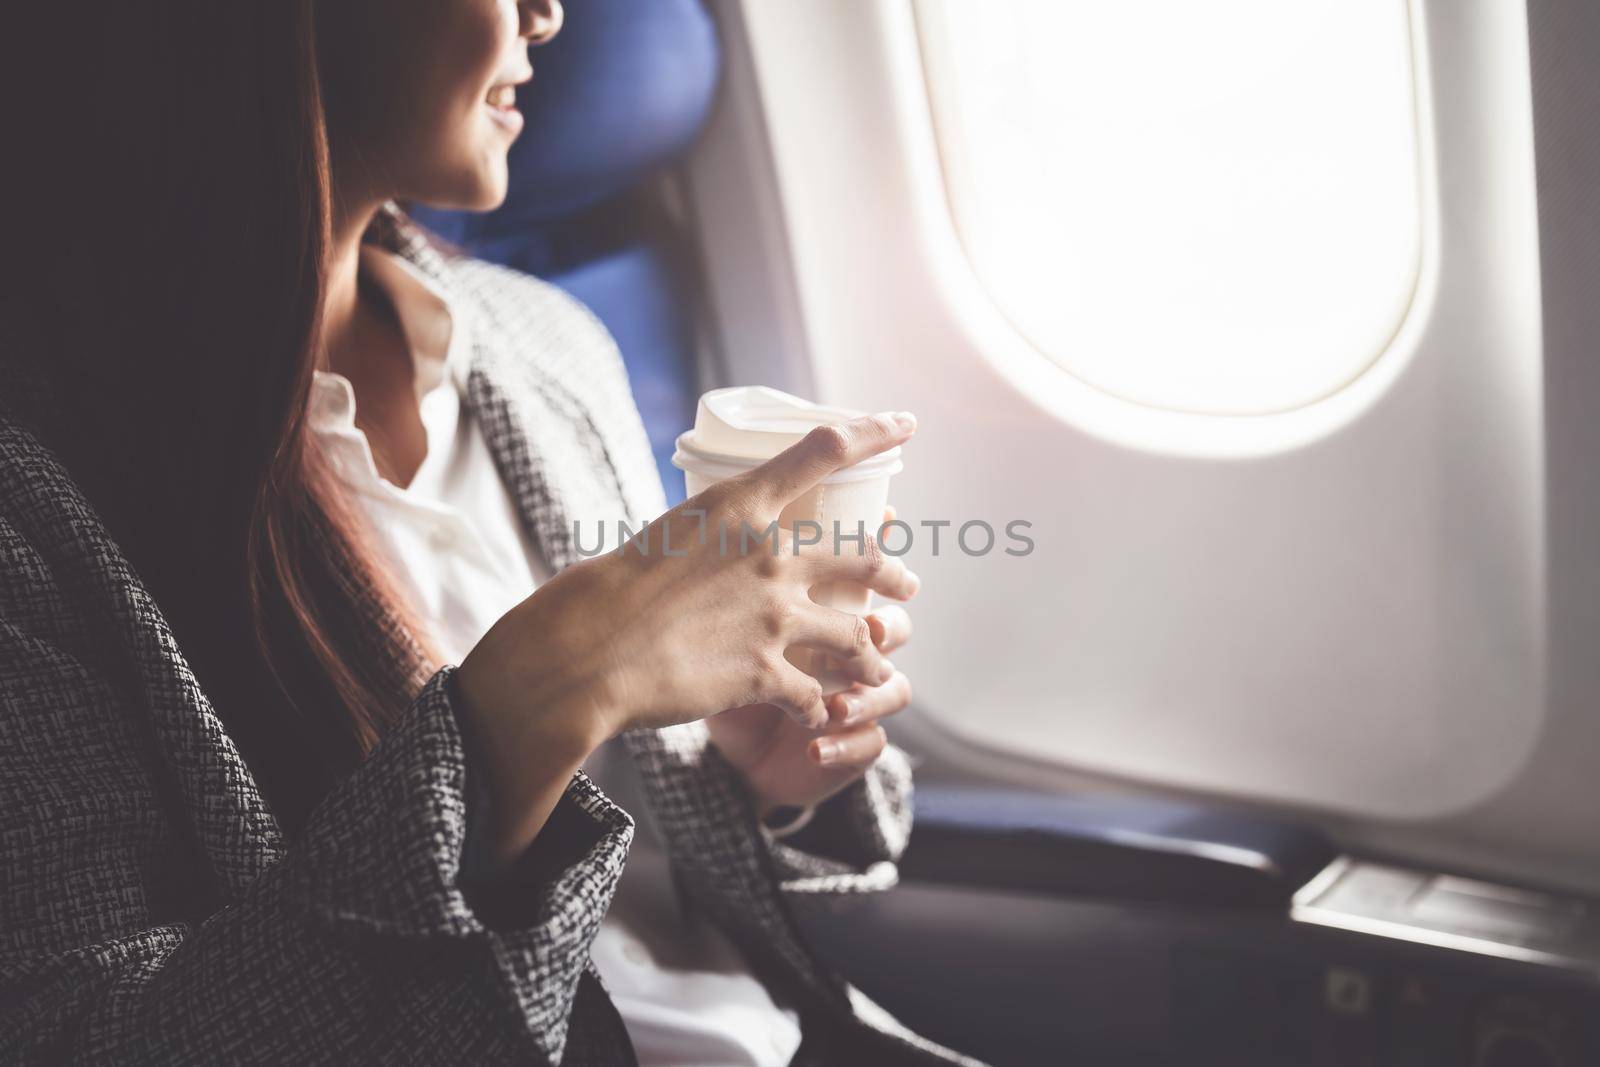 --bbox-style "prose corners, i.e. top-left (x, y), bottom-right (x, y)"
top-left (453, 413), bottom-right (918, 862)
top-left (706, 508), bottom-right (916, 816)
